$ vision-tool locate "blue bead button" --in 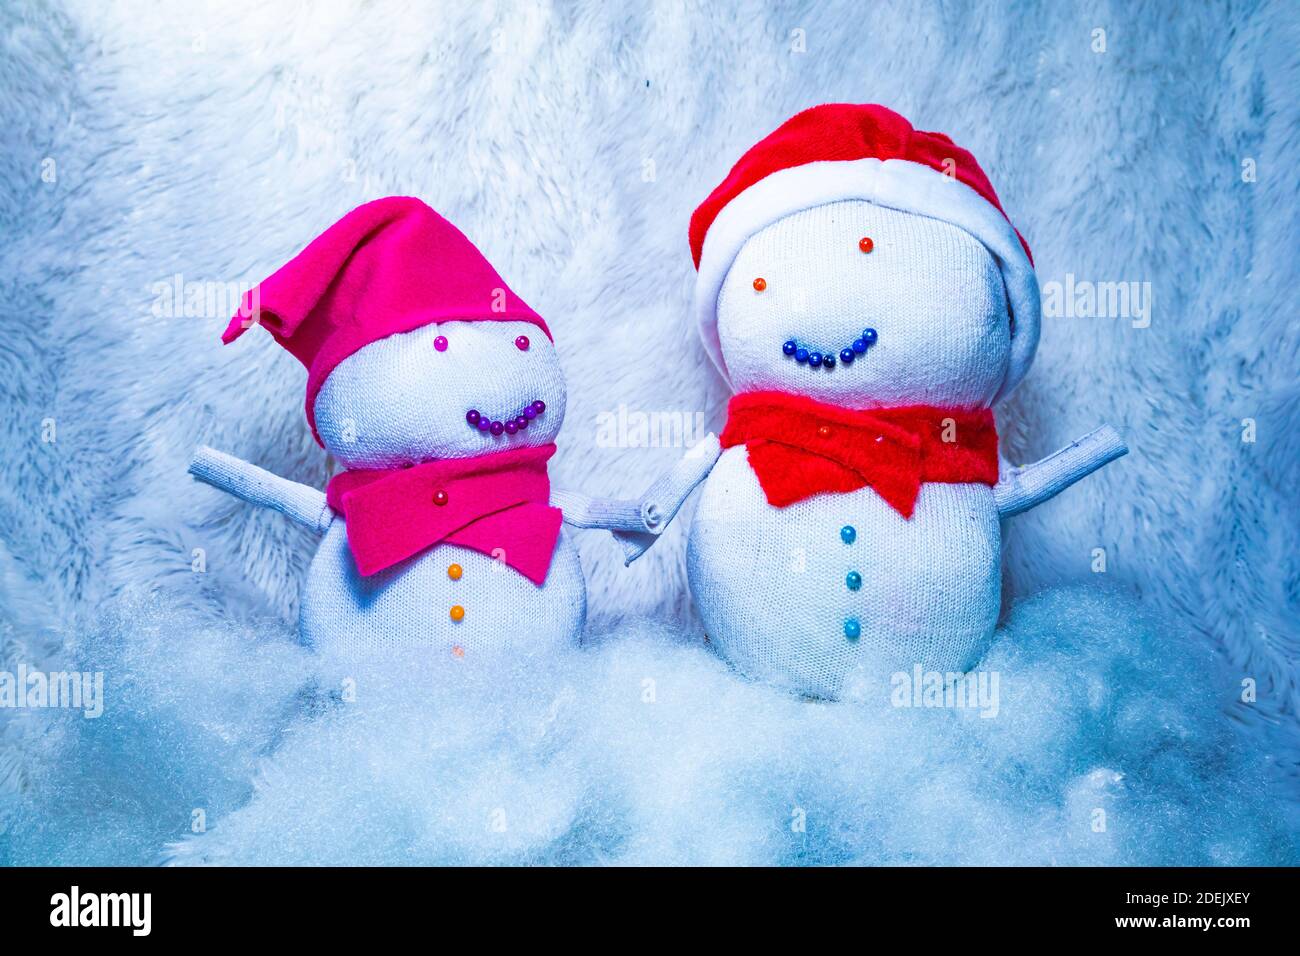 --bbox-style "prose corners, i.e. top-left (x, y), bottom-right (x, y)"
top-left (844, 618), bottom-right (861, 640)
top-left (840, 525), bottom-right (856, 544)
top-left (846, 571), bottom-right (862, 591)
